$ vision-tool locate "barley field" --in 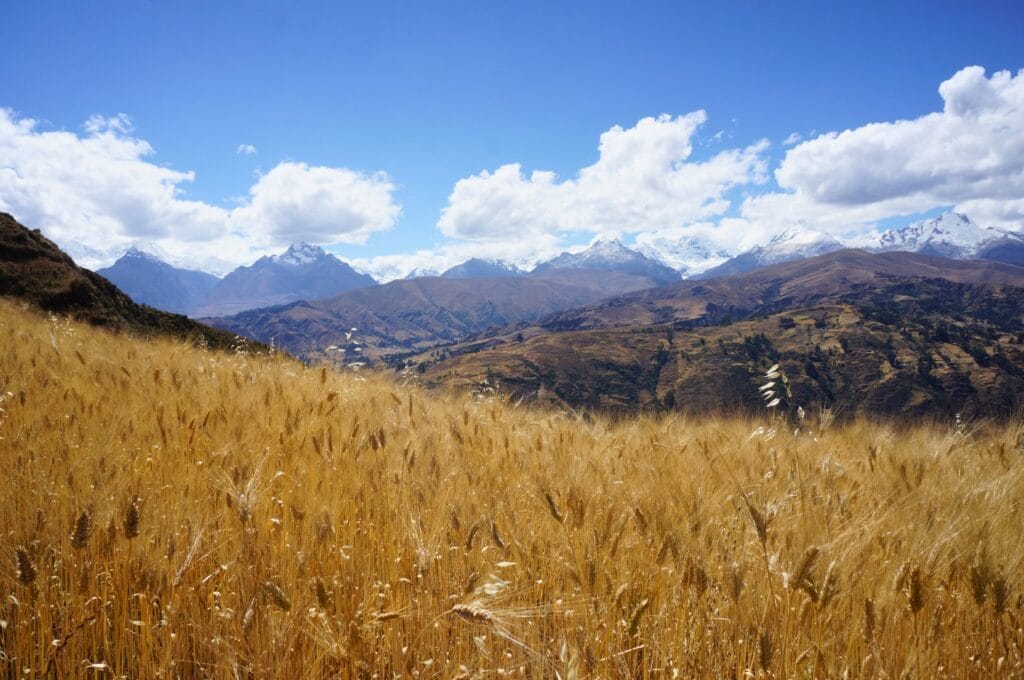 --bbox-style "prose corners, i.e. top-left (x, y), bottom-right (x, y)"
top-left (1, 299), bottom-right (1022, 678)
